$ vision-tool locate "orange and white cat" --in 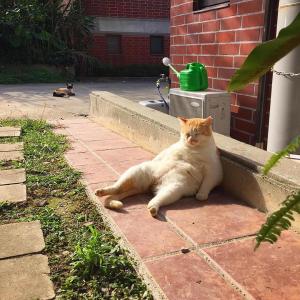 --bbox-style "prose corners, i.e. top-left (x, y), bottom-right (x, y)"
top-left (95, 116), bottom-right (223, 217)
